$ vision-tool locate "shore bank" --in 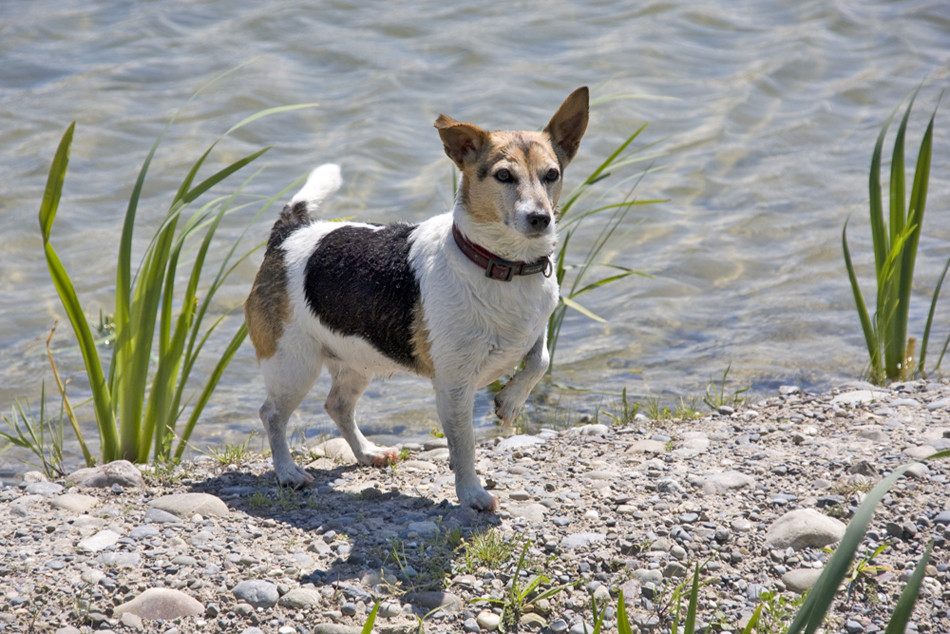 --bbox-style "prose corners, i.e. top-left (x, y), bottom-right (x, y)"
top-left (2, 379), bottom-right (949, 633)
